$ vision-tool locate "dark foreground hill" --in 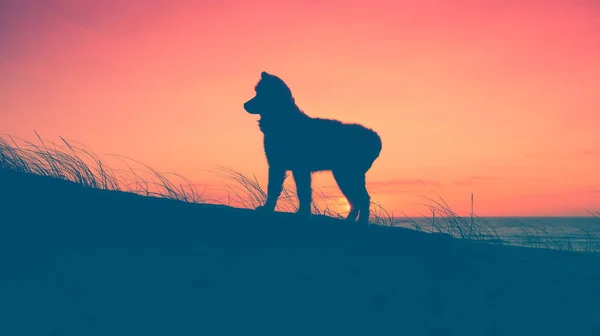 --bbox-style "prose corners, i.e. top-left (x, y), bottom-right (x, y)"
top-left (1, 168), bottom-right (599, 336)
